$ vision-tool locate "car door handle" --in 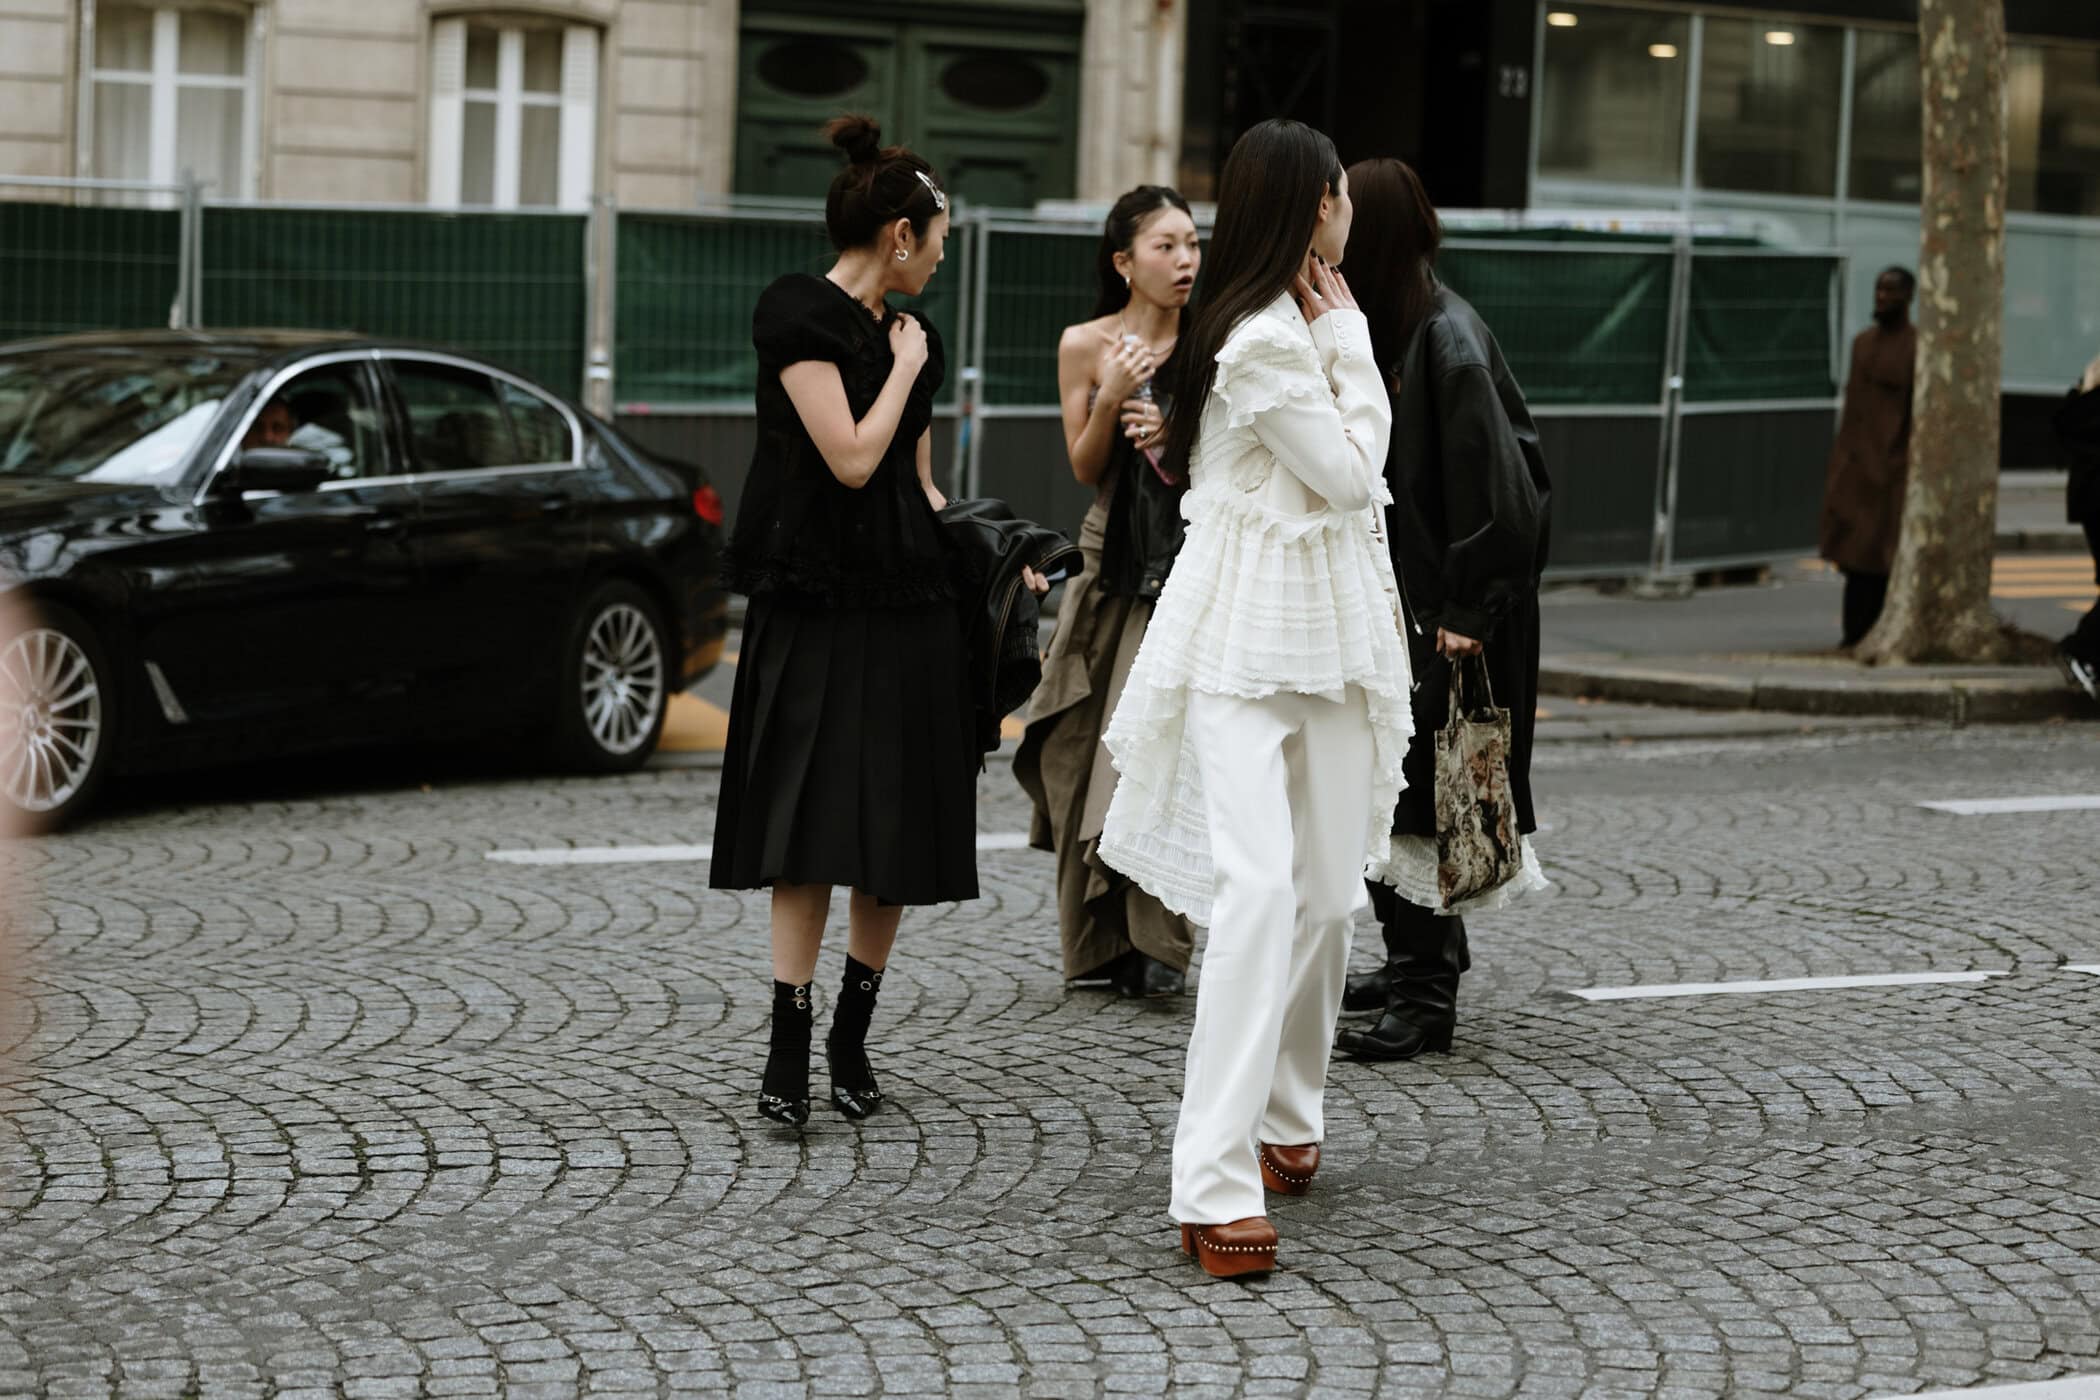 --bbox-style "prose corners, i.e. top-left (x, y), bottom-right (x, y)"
top-left (539, 495), bottom-right (577, 518)
top-left (365, 512), bottom-right (408, 536)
